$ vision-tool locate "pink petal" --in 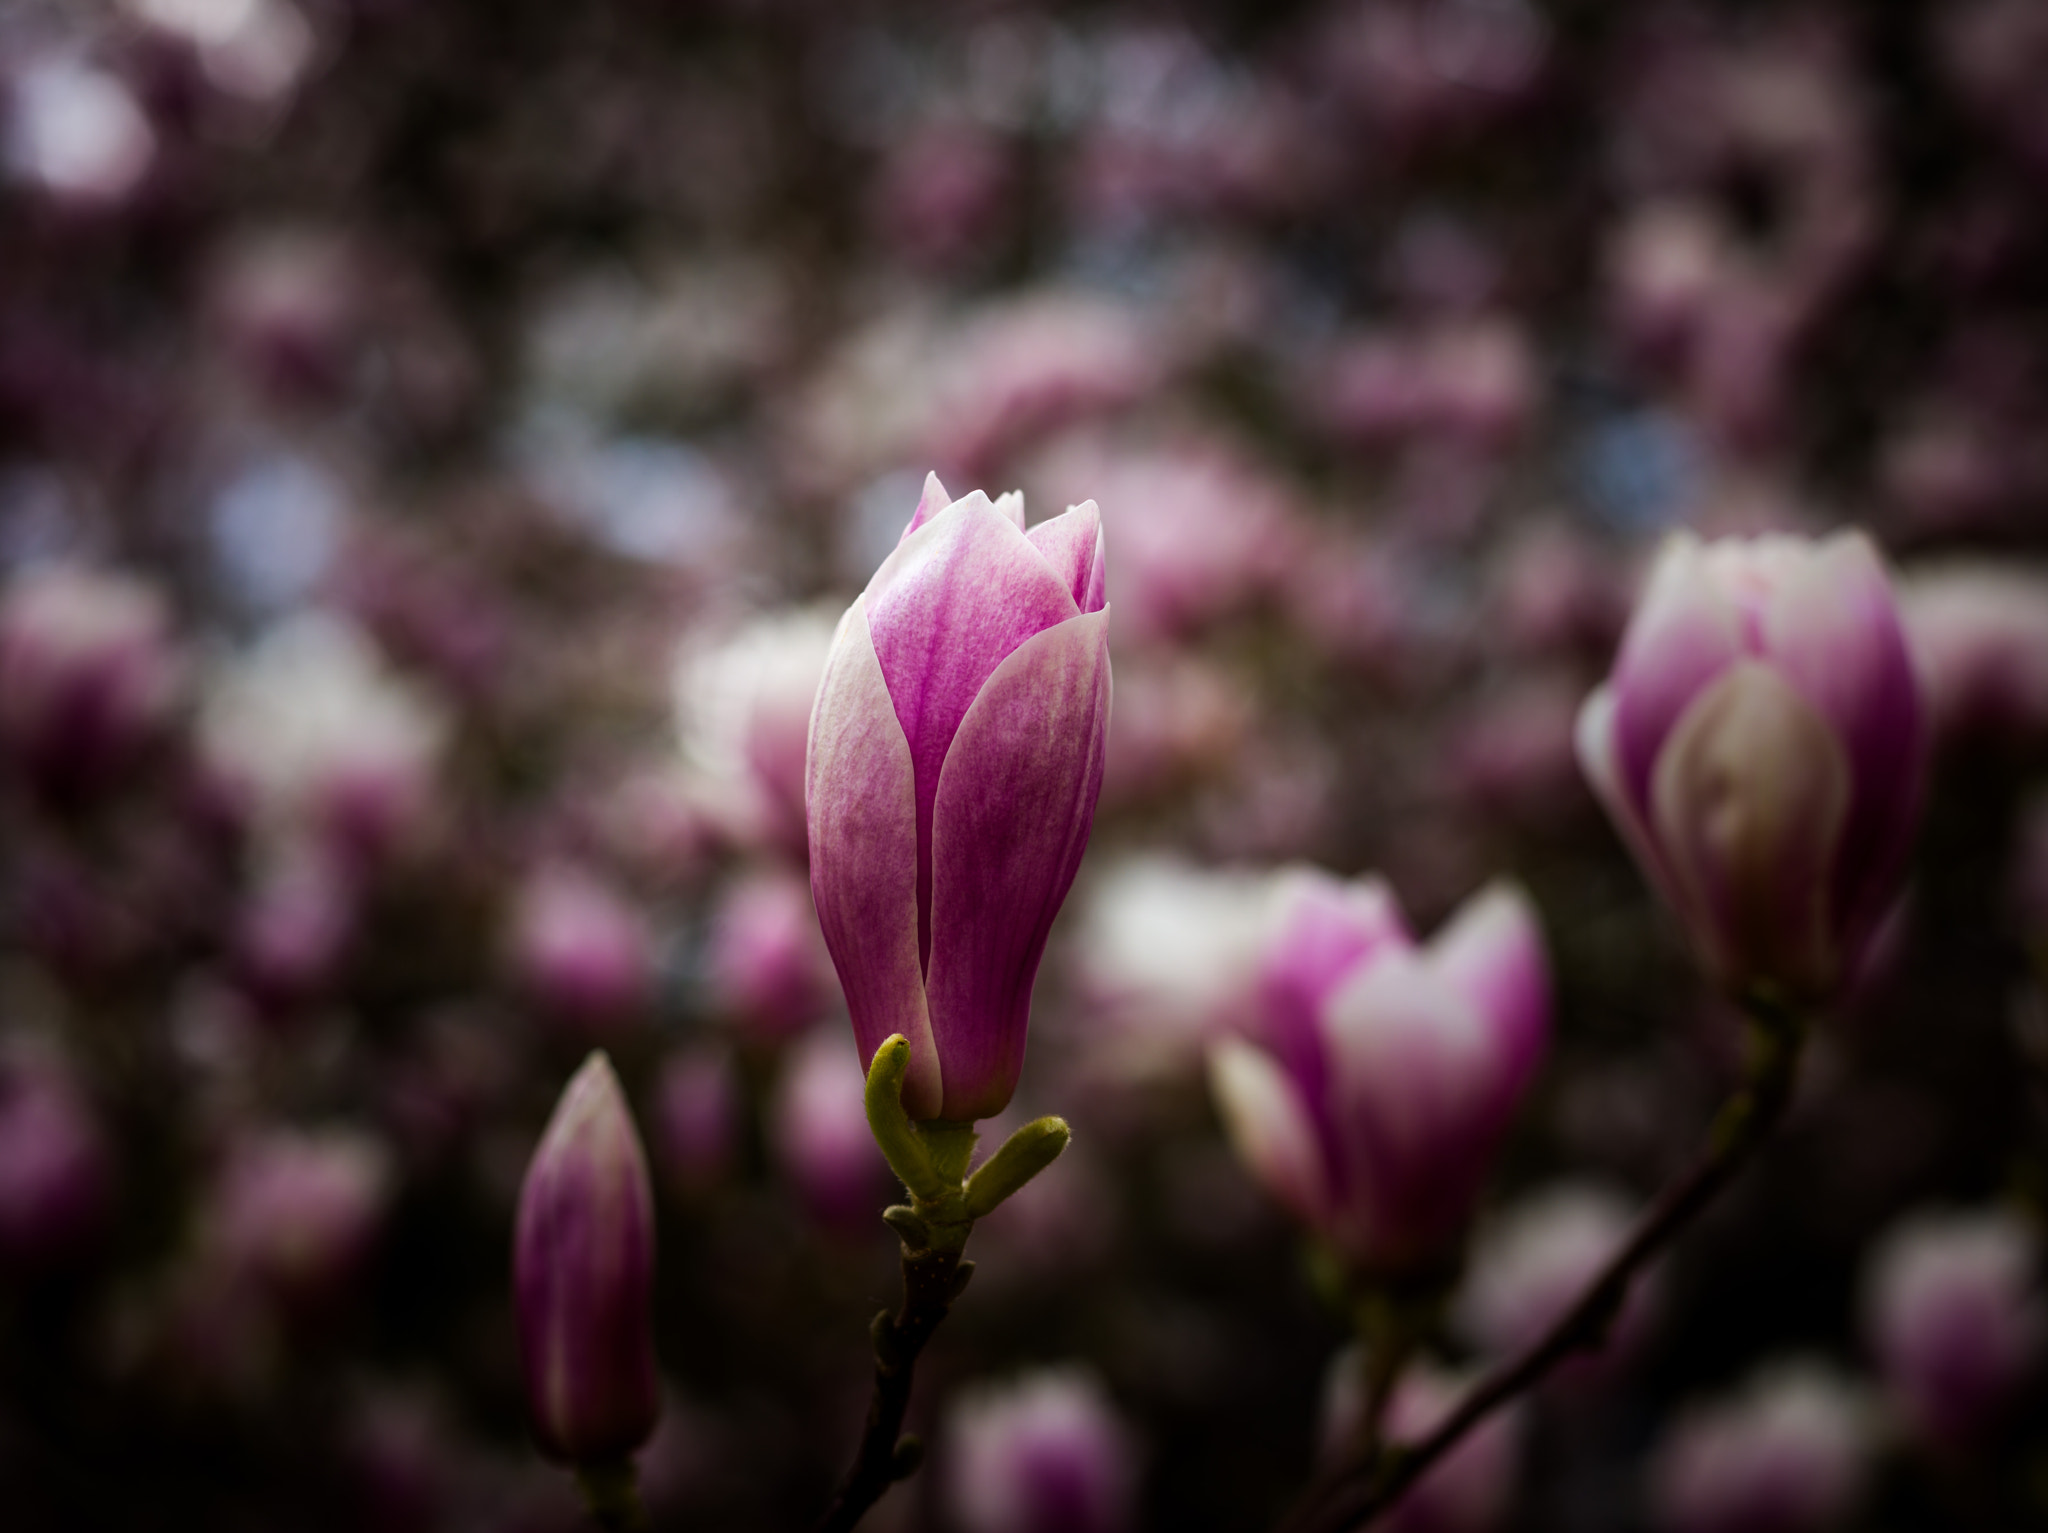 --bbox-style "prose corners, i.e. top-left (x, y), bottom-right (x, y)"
top-left (1257, 869), bottom-right (1411, 1130)
top-left (1427, 880), bottom-right (1550, 1100)
top-left (805, 598), bottom-right (943, 1118)
top-left (1611, 535), bottom-right (1746, 813)
top-left (1322, 953), bottom-right (1514, 1269)
top-left (924, 609), bottom-right (1111, 1121)
top-left (1208, 1038), bottom-right (1332, 1225)
top-left (1026, 500), bottom-right (1109, 615)
top-left (1577, 683), bottom-right (1689, 918)
top-left (1760, 532), bottom-right (1926, 944)
top-left (865, 493), bottom-right (1082, 970)
top-left (1650, 661), bottom-right (1852, 998)
top-left (899, 471), bottom-right (953, 544)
